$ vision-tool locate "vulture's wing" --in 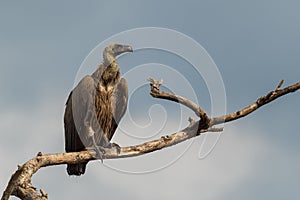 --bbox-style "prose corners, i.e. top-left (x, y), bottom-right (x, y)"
top-left (109, 78), bottom-right (128, 140)
top-left (64, 75), bottom-right (98, 175)
top-left (64, 75), bottom-right (97, 153)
